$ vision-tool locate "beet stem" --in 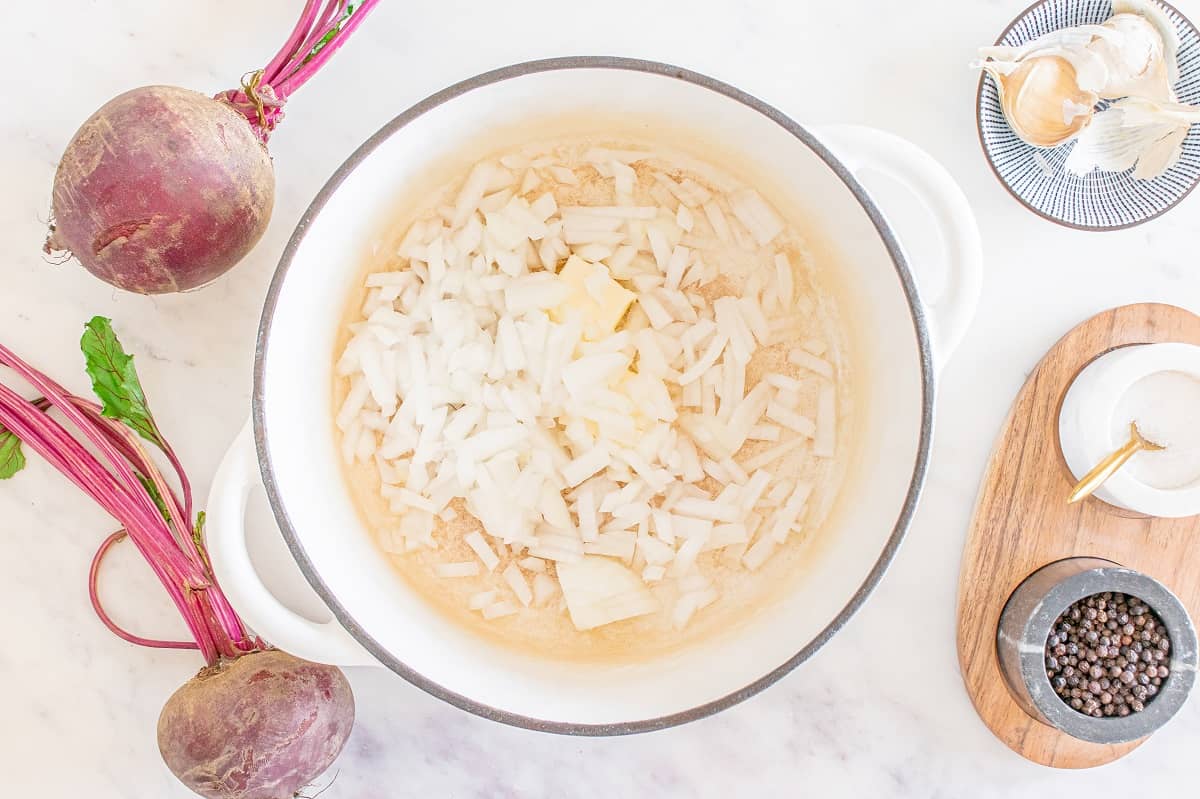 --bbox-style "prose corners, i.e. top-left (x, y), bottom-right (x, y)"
top-left (216, 0), bottom-right (381, 142)
top-left (261, 0), bottom-right (324, 80)
top-left (0, 382), bottom-right (218, 659)
top-left (285, 0), bottom-right (346, 78)
top-left (0, 340), bottom-right (257, 665)
top-left (88, 530), bottom-right (201, 651)
top-left (278, 0), bottom-right (382, 96)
